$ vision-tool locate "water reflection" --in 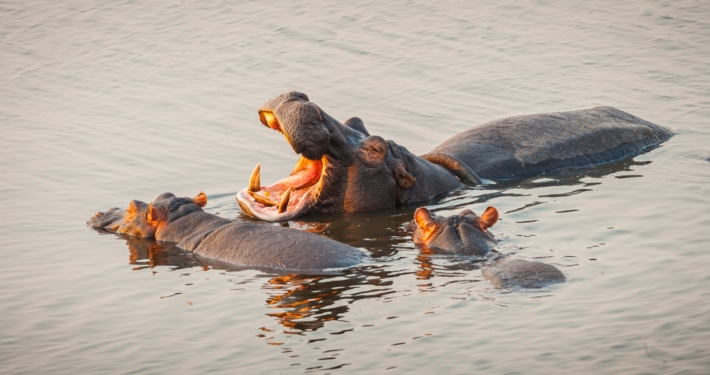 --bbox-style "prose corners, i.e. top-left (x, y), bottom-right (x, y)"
top-left (96, 229), bottom-right (405, 335)
top-left (260, 265), bottom-right (409, 333)
top-left (495, 158), bottom-right (653, 190)
top-left (262, 273), bottom-right (358, 332)
top-left (413, 247), bottom-right (488, 293)
top-left (113, 233), bottom-right (203, 271)
top-left (279, 207), bottom-right (418, 258)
